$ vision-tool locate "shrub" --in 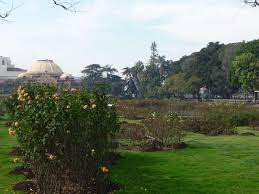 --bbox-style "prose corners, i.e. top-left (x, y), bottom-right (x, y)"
top-left (119, 123), bottom-right (145, 140)
top-left (5, 84), bottom-right (120, 193)
top-left (184, 112), bottom-right (237, 136)
top-left (142, 113), bottom-right (186, 147)
top-left (228, 112), bottom-right (259, 126)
